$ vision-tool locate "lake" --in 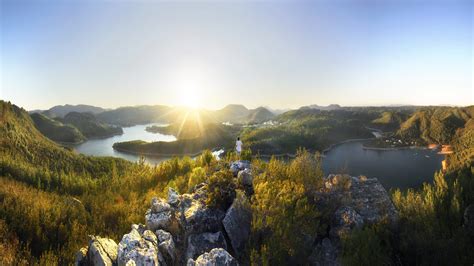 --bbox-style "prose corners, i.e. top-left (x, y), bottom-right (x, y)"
top-left (322, 141), bottom-right (444, 190)
top-left (73, 124), bottom-right (177, 165)
top-left (74, 124), bottom-right (444, 190)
